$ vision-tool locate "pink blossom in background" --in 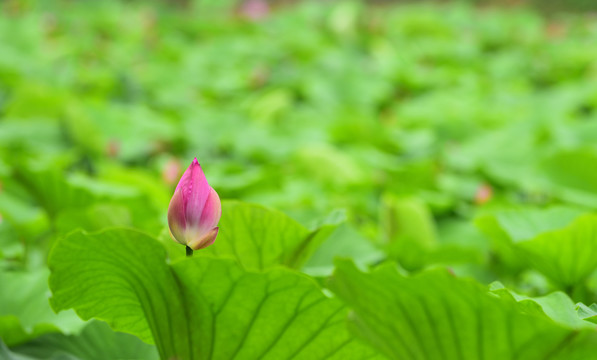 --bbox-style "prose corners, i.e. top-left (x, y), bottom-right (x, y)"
top-left (106, 139), bottom-right (120, 158)
top-left (239, 0), bottom-right (269, 21)
top-left (475, 183), bottom-right (493, 205)
top-left (162, 158), bottom-right (182, 185)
